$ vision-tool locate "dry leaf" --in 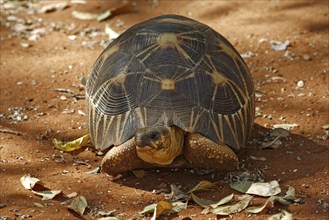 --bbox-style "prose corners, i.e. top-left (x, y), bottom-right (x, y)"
top-left (270, 128), bottom-right (290, 138)
top-left (132, 169), bottom-right (148, 178)
top-left (230, 181), bottom-right (253, 193)
top-left (188, 180), bottom-right (218, 193)
top-left (140, 201), bottom-right (185, 219)
top-left (246, 181), bottom-right (281, 197)
top-left (97, 10), bottom-right (111, 22)
top-left (268, 210), bottom-right (294, 220)
top-left (165, 184), bottom-right (185, 201)
top-left (68, 196), bottom-right (88, 216)
top-left (31, 190), bottom-right (62, 201)
top-left (211, 195), bottom-right (253, 215)
top-left (67, 192), bottom-right (78, 198)
top-left (191, 193), bottom-right (215, 208)
top-left (52, 134), bottom-right (90, 152)
top-left (210, 194), bottom-right (234, 209)
top-left (71, 11), bottom-right (99, 20)
top-left (273, 123), bottom-right (298, 130)
top-left (152, 201), bottom-right (173, 220)
top-left (245, 198), bottom-right (271, 214)
top-left (230, 180), bottom-right (281, 197)
top-left (20, 174), bottom-right (43, 189)
top-left (270, 40), bottom-right (290, 51)
top-left (105, 24), bottom-right (119, 40)
top-left (171, 201), bottom-right (188, 212)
